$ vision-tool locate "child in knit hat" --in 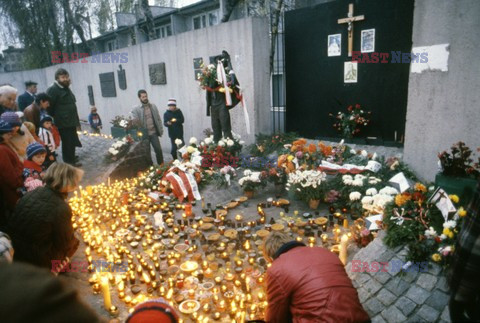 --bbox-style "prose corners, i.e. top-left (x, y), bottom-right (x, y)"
top-left (38, 115), bottom-right (57, 168)
top-left (88, 106), bottom-right (102, 134)
top-left (22, 142), bottom-right (46, 193)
